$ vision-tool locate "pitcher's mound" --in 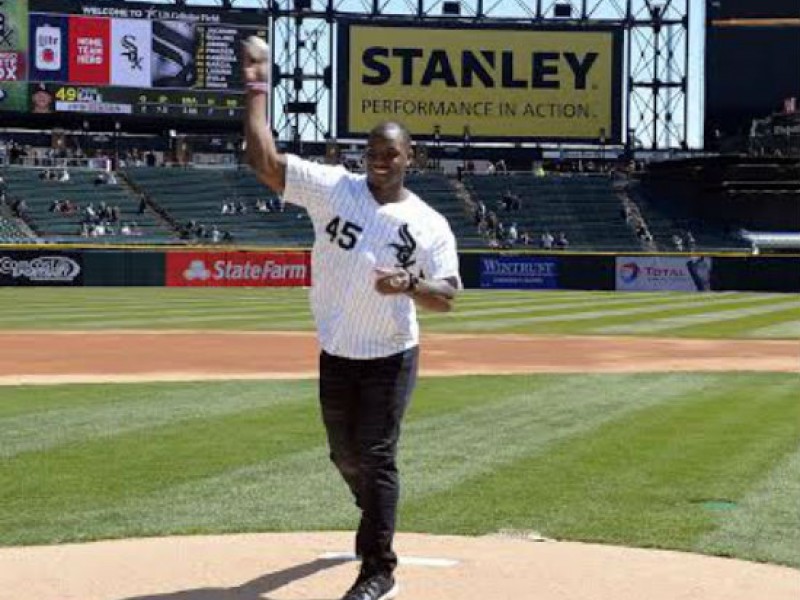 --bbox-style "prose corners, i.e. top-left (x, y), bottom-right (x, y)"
top-left (1, 532), bottom-right (798, 600)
